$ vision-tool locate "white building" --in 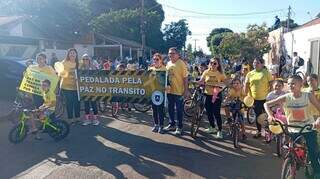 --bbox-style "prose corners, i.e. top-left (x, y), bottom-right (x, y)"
top-left (283, 18), bottom-right (320, 75)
